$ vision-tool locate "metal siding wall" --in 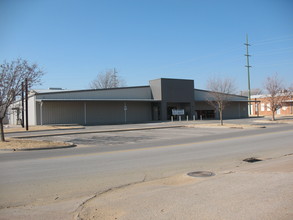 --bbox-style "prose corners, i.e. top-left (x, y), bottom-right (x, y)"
top-left (42, 102), bottom-right (84, 125)
top-left (86, 102), bottom-right (125, 124)
top-left (126, 102), bottom-right (152, 123)
top-left (194, 90), bottom-right (210, 101)
top-left (36, 102), bottom-right (41, 125)
top-left (194, 102), bottom-right (214, 110)
top-left (195, 101), bottom-right (248, 119)
top-left (162, 79), bottom-right (194, 102)
top-left (223, 103), bottom-right (239, 119)
top-left (86, 101), bottom-right (152, 124)
top-left (240, 102), bottom-right (249, 118)
top-left (223, 102), bottom-right (248, 119)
